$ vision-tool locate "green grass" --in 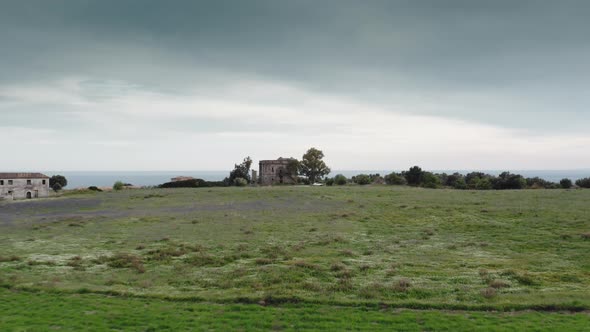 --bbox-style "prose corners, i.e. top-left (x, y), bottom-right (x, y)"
top-left (1, 186), bottom-right (590, 329)
top-left (1, 288), bottom-right (589, 331)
